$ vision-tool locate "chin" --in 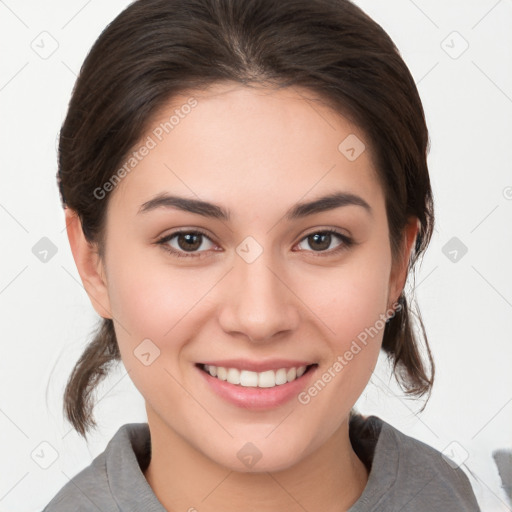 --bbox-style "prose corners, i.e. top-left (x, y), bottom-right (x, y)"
top-left (205, 436), bottom-right (312, 474)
